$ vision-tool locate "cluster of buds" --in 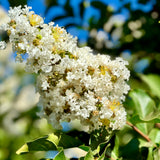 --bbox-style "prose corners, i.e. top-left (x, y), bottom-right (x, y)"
top-left (0, 6), bottom-right (130, 132)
